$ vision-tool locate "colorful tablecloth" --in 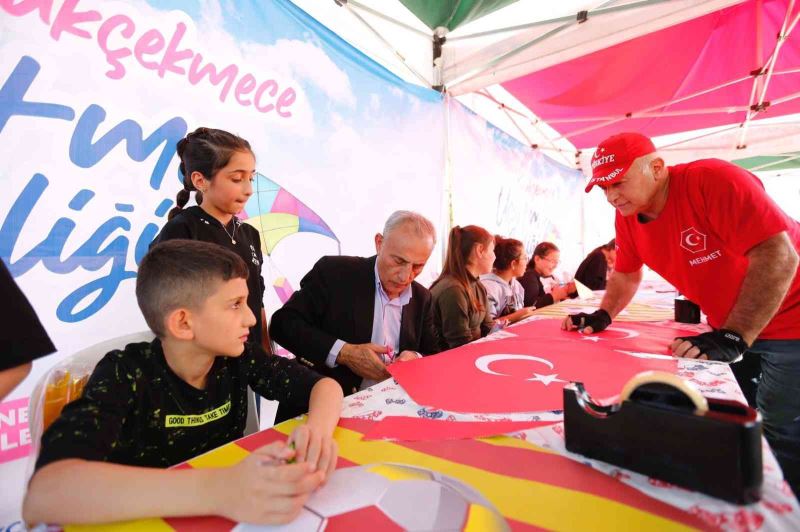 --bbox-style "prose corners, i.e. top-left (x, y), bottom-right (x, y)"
top-left (65, 292), bottom-right (799, 531)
